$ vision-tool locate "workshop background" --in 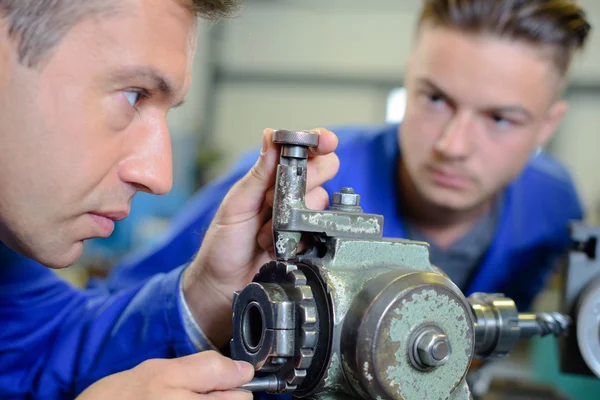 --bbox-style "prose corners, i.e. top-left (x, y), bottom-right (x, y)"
top-left (66, 1), bottom-right (600, 399)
